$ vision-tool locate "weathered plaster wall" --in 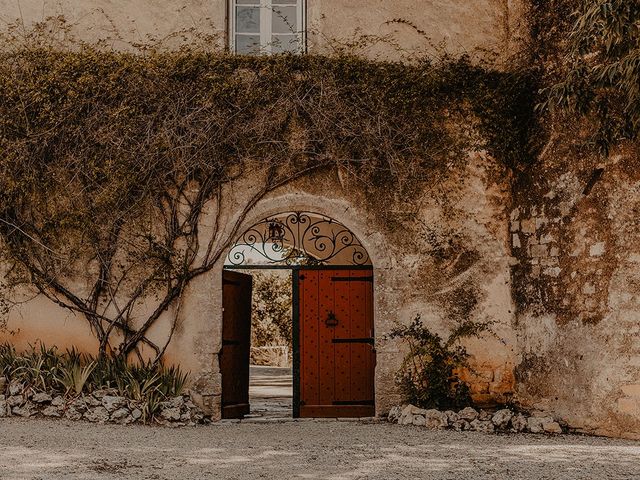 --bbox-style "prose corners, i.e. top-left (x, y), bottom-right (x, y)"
top-left (0, 150), bottom-right (517, 419)
top-left (307, 0), bottom-right (527, 61)
top-left (180, 149), bottom-right (517, 417)
top-left (0, 0), bottom-right (526, 60)
top-left (511, 135), bottom-right (640, 439)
